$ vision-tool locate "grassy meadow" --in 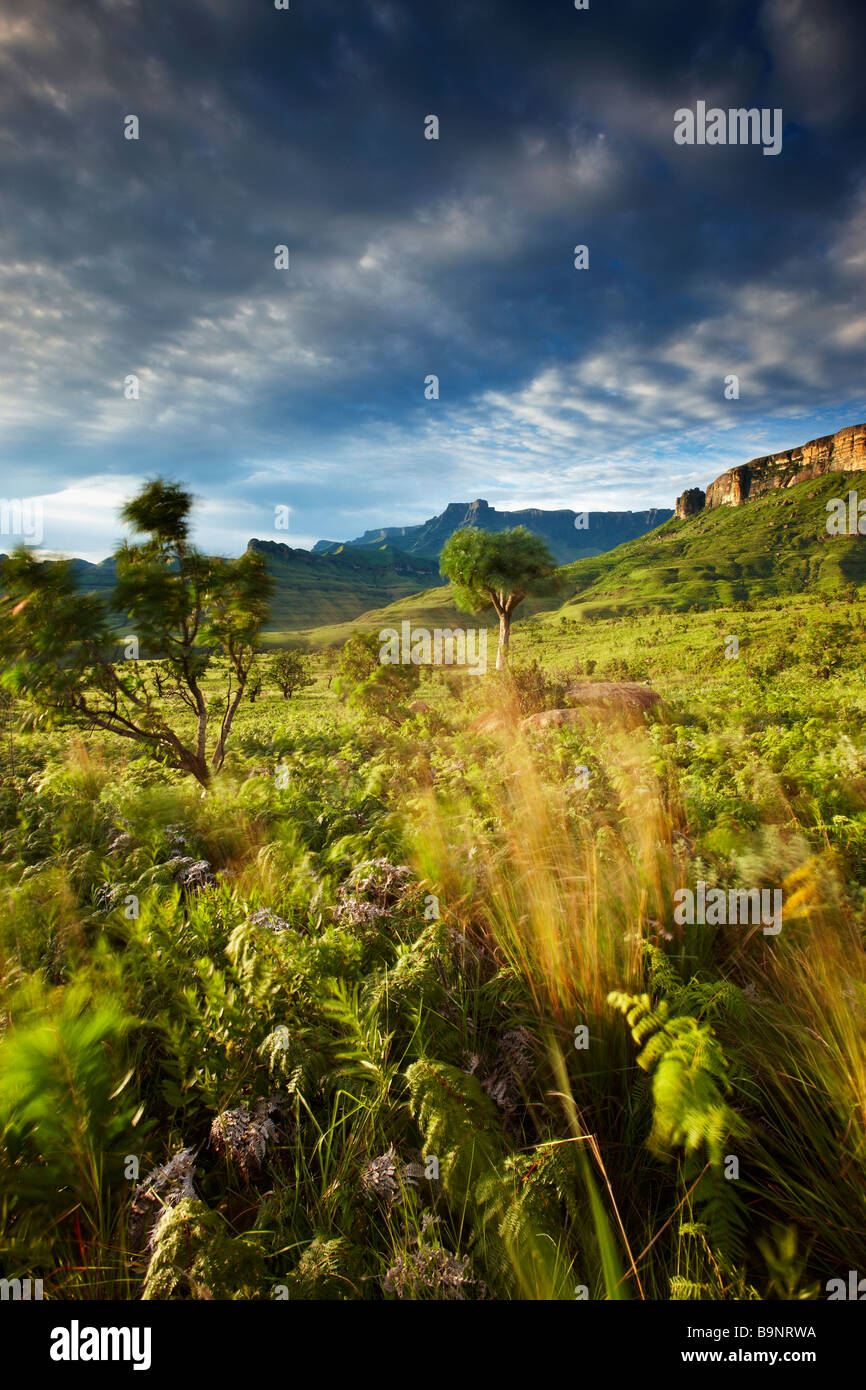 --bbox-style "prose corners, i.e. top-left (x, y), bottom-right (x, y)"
top-left (2, 573), bottom-right (865, 1300)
